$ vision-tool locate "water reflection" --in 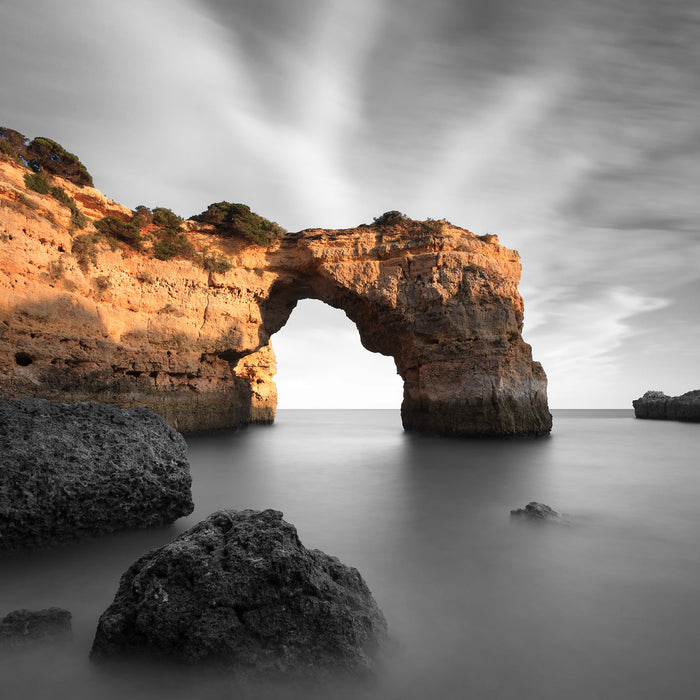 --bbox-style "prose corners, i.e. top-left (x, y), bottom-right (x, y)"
top-left (2, 410), bottom-right (700, 699)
